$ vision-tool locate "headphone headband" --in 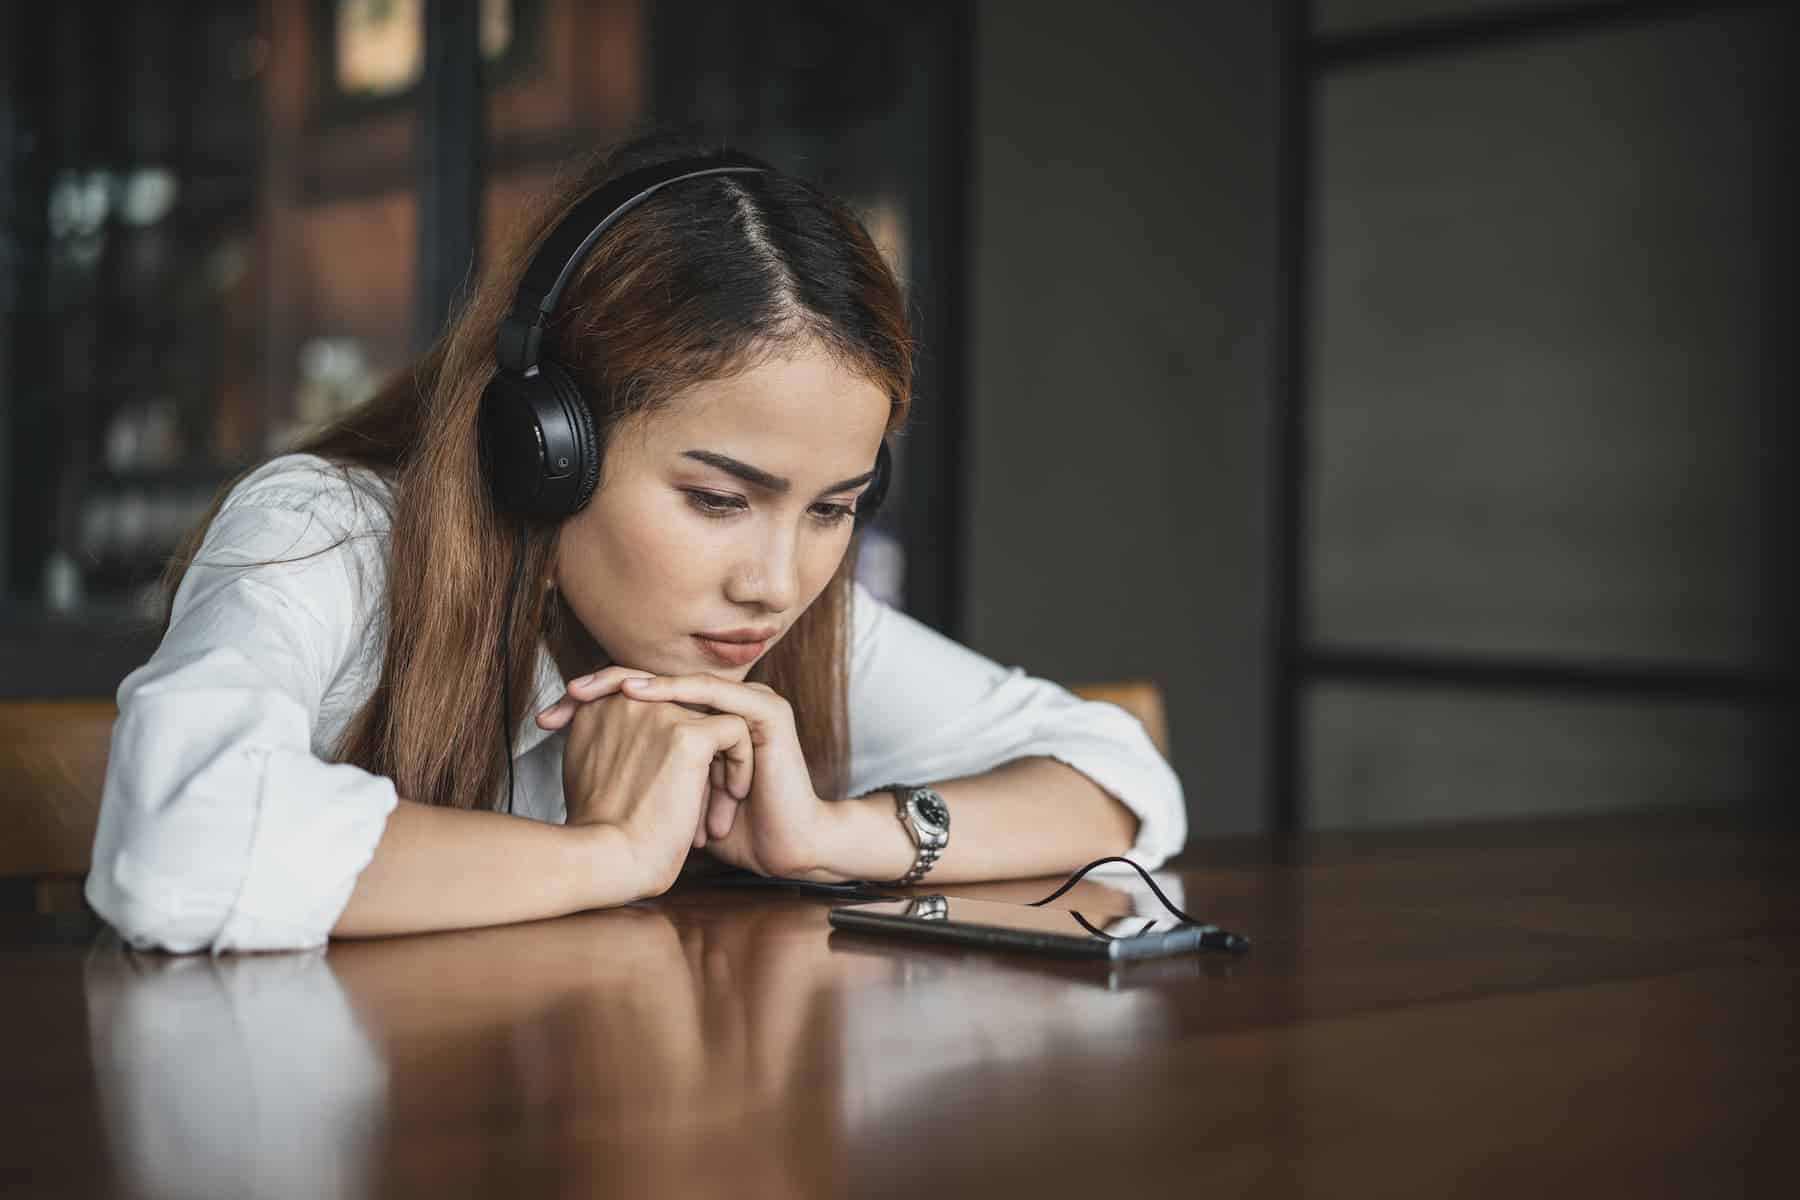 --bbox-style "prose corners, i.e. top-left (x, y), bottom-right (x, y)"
top-left (496, 157), bottom-right (767, 374)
